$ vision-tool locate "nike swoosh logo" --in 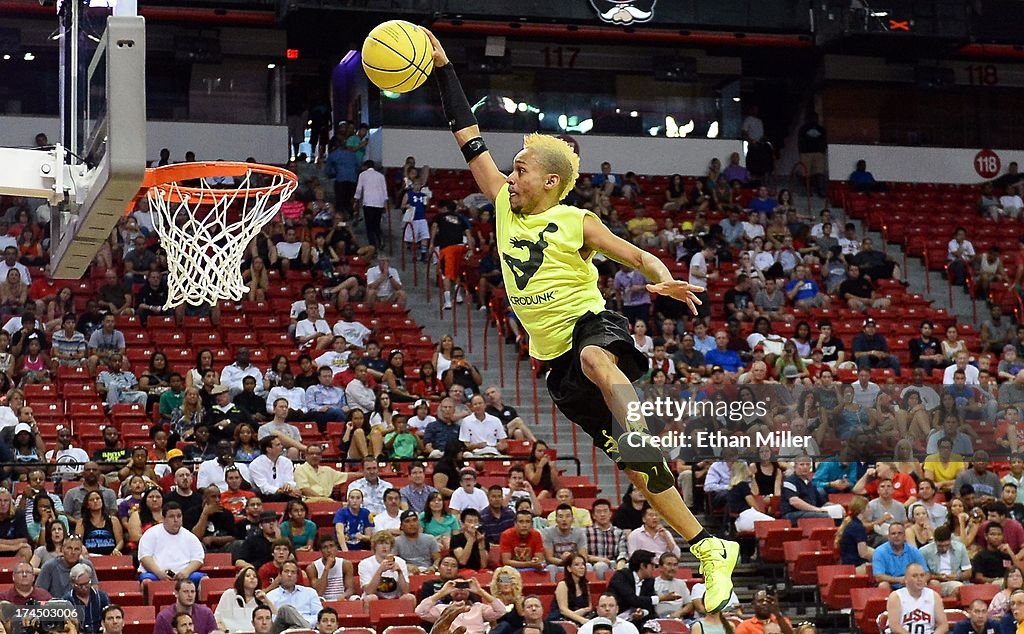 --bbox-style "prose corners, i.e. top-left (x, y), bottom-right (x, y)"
top-left (721, 549), bottom-right (728, 558)
top-left (650, 467), bottom-right (658, 476)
